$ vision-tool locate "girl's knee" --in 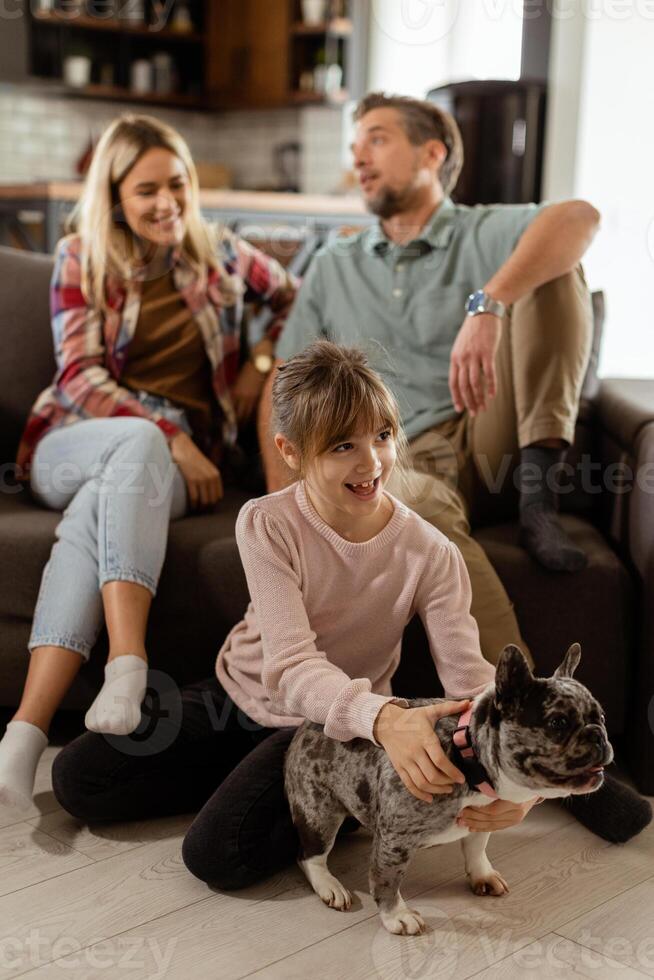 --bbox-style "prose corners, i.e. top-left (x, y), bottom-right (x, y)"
top-left (51, 735), bottom-right (118, 822)
top-left (51, 743), bottom-right (96, 821)
top-left (181, 823), bottom-right (259, 890)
